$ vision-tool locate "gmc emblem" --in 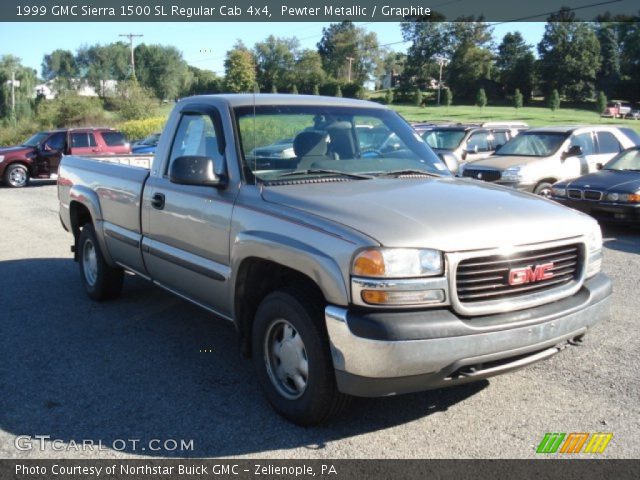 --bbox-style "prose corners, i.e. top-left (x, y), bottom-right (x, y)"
top-left (508, 262), bottom-right (555, 286)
